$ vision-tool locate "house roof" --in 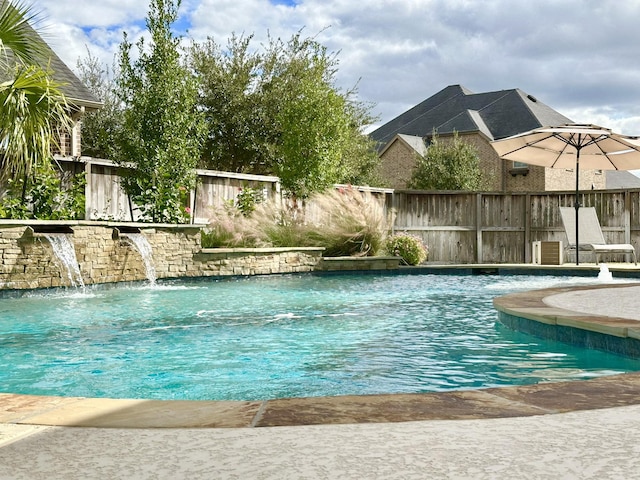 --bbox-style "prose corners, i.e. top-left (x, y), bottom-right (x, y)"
top-left (606, 170), bottom-right (640, 189)
top-left (370, 84), bottom-right (572, 150)
top-left (1, 4), bottom-right (102, 110)
top-left (46, 43), bottom-right (102, 110)
top-left (379, 133), bottom-right (427, 157)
